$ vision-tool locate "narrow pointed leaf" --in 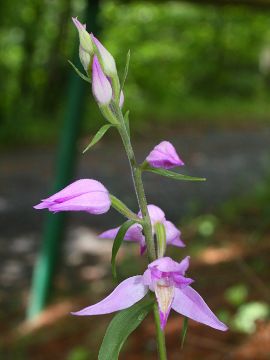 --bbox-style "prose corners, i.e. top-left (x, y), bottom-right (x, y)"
top-left (83, 124), bottom-right (113, 154)
top-left (124, 110), bottom-right (130, 137)
top-left (121, 50), bottom-right (130, 90)
top-left (181, 317), bottom-right (189, 349)
top-left (145, 167), bottom-right (206, 182)
top-left (111, 220), bottom-right (137, 281)
top-left (68, 60), bottom-right (91, 83)
top-left (110, 195), bottom-right (141, 222)
top-left (98, 299), bottom-right (153, 360)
